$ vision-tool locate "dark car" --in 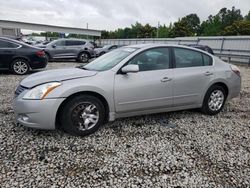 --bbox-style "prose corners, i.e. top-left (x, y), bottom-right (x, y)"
top-left (187, 44), bottom-right (214, 55)
top-left (0, 37), bottom-right (47, 75)
top-left (37, 38), bottom-right (95, 63)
